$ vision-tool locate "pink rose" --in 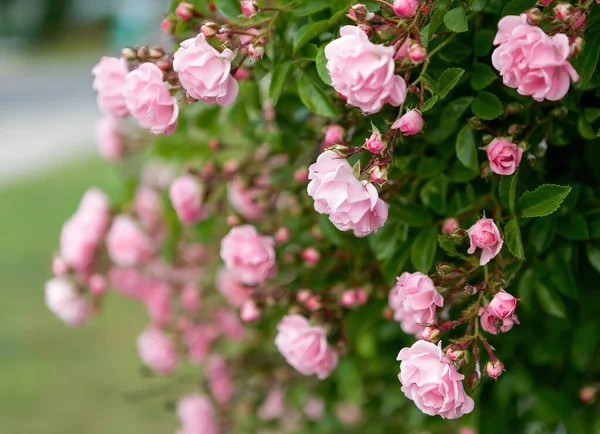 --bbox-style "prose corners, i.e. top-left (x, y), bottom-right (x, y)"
top-left (274, 314), bottom-right (338, 379)
top-left (487, 138), bottom-right (523, 176)
top-left (258, 387), bottom-right (285, 421)
top-left (137, 326), bottom-right (178, 374)
top-left (392, 110), bottom-right (424, 136)
top-left (307, 151), bottom-right (388, 237)
top-left (134, 187), bottom-right (163, 229)
top-left (106, 215), bottom-right (154, 267)
top-left (388, 272), bottom-right (444, 337)
top-left (45, 277), bottom-right (94, 326)
top-left (227, 180), bottom-right (264, 221)
top-left (175, 2), bottom-right (194, 21)
top-left (182, 323), bottom-right (217, 364)
top-left (325, 26), bottom-right (407, 114)
top-left (407, 43), bottom-right (427, 63)
top-left (479, 306), bottom-right (520, 334)
top-left (241, 0), bottom-right (257, 17)
top-left (240, 300), bottom-right (260, 322)
top-left (323, 124), bottom-right (344, 147)
top-left (123, 63), bottom-right (179, 134)
top-left (488, 290), bottom-right (517, 318)
top-left (169, 175), bottom-right (207, 224)
top-left (95, 116), bottom-right (122, 161)
top-left (91, 56), bottom-right (129, 117)
top-left (216, 268), bottom-right (254, 307)
top-left (442, 218), bottom-right (459, 234)
top-left (108, 266), bottom-right (152, 299)
top-left (492, 14), bottom-right (579, 101)
top-left (220, 225), bottom-right (276, 285)
top-left (365, 131), bottom-right (387, 153)
top-left (467, 218), bottom-right (503, 266)
top-left (207, 356), bottom-right (233, 405)
top-left (176, 394), bottom-right (219, 434)
top-left (173, 34), bottom-right (239, 106)
top-left (393, 0), bottom-right (420, 18)
top-left (397, 340), bottom-right (474, 419)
